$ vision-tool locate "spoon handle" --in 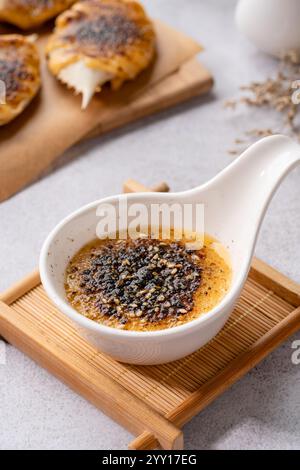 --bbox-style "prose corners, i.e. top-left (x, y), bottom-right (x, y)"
top-left (234, 134), bottom-right (300, 218)
top-left (186, 134), bottom-right (300, 266)
top-left (229, 134), bottom-right (300, 252)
